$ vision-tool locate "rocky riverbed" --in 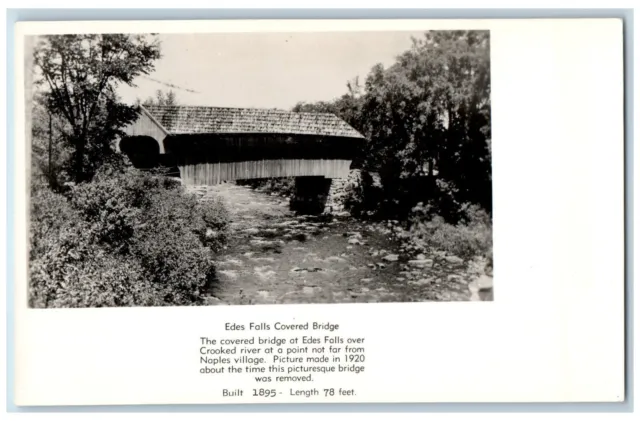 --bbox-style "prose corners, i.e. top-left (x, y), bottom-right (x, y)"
top-left (194, 183), bottom-right (492, 305)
